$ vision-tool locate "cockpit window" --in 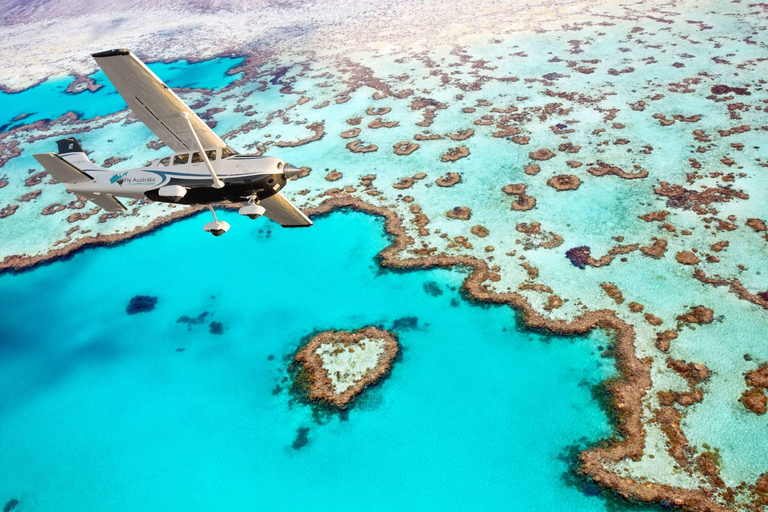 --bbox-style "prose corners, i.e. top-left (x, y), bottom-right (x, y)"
top-left (191, 152), bottom-right (203, 163)
top-left (173, 154), bottom-right (189, 165)
top-left (206, 150), bottom-right (217, 161)
top-left (221, 147), bottom-right (238, 159)
top-left (158, 157), bottom-right (170, 167)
